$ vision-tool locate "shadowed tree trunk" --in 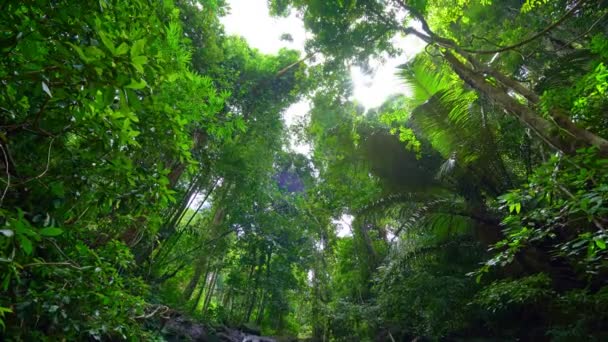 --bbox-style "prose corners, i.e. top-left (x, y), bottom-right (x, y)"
top-left (202, 268), bottom-right (219, 314)
top-left (190, 260), bottom-right (211, 313)
top-left (184, 257), bottom-right (208, 301)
